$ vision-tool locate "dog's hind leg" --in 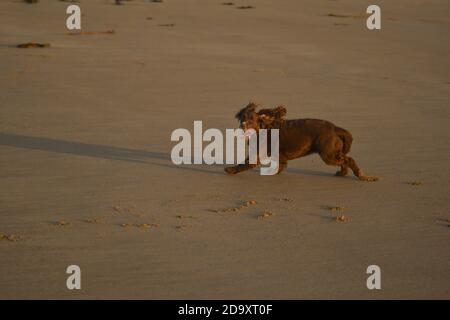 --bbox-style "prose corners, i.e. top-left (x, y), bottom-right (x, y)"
top-left (318, 136), bottom-right (377, 181)
top-left (275, 155), bottom-right (288, 174)
top-left (319, 150), bottom-right (346, 173)
top-left (343, 156), bottom-right (379, 182)
top-left (318, 137), bottom-right (349, 175)
top-left (335, 165), bottom-right (349, 177)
